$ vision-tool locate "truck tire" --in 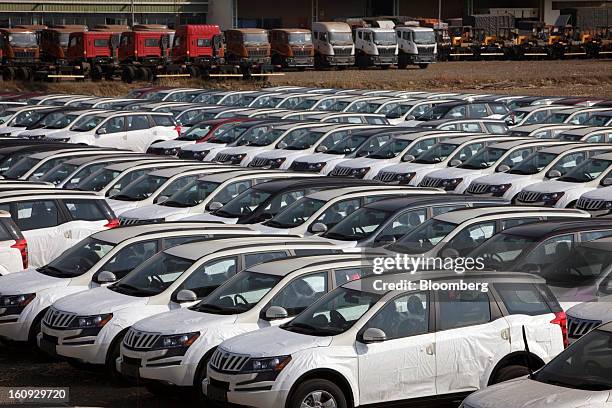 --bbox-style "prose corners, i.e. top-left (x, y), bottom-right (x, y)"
top-left (289, 379), bottom-right (347, 408)
top-left (17, 67), bottom-right (30, 81)
top-left (418, 63), bottom-right (429, 69)
top-left (2, 67), bottom-right (16, 81)
top-left (91, 65), bottom-right (103, 82)
top-left (398, 54), bottom-right (408, 69)
top-left (122, 66), bottom-right (136, 83)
